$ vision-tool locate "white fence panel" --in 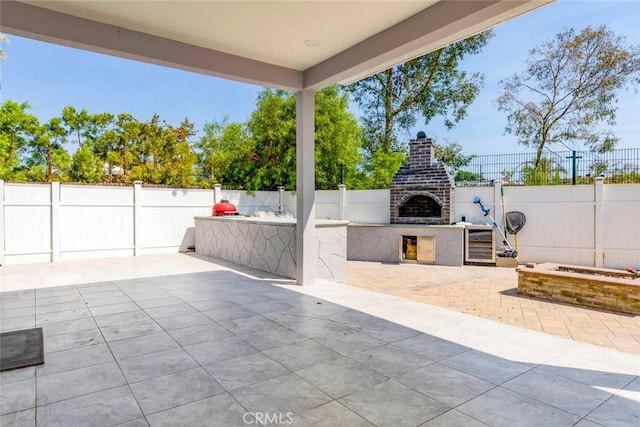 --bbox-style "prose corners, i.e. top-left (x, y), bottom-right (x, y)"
top-left (4, 183), bottom-right (51, 264)
top-left (222, 190), bottom-right (280, 215)
top-left (140, 187), bottom-right (214, 254)
top-left (316, 190), bottom-right (340, 219)
top-left (283, 192), bottom-right (297, 216)
top-left (452, 187), bottom-right (494, 224)
top-left (345, 190), bottom-right (390, 224)
top-left (510, 186), bottom-right (594, 246)
top-left (602, 184), bottom-right (640, 268)
top-left (491, 185), bottom-right (595, 266)
top-left (59, 185), bottom-right (134, 260)
top-left (2, 181), bottom-right (638, 268)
